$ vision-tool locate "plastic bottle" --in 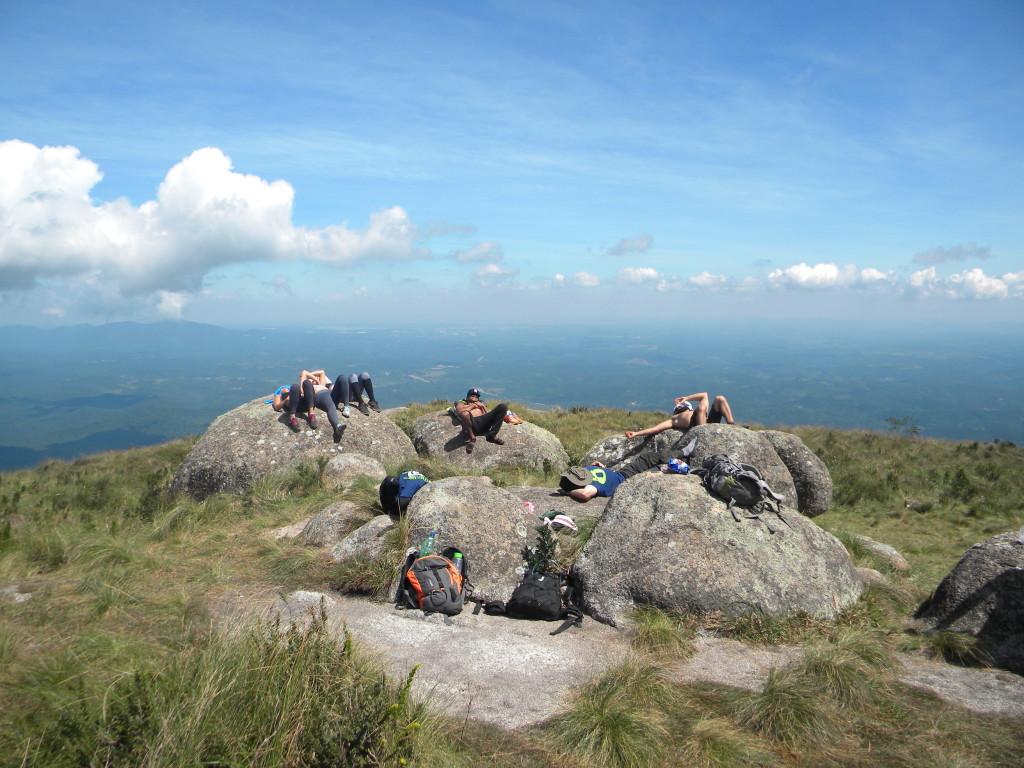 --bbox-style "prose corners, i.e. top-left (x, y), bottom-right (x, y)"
top-left (452, 552), bottom-right (464, 573)
top-left (419, 531), bottom-right (436, 556)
